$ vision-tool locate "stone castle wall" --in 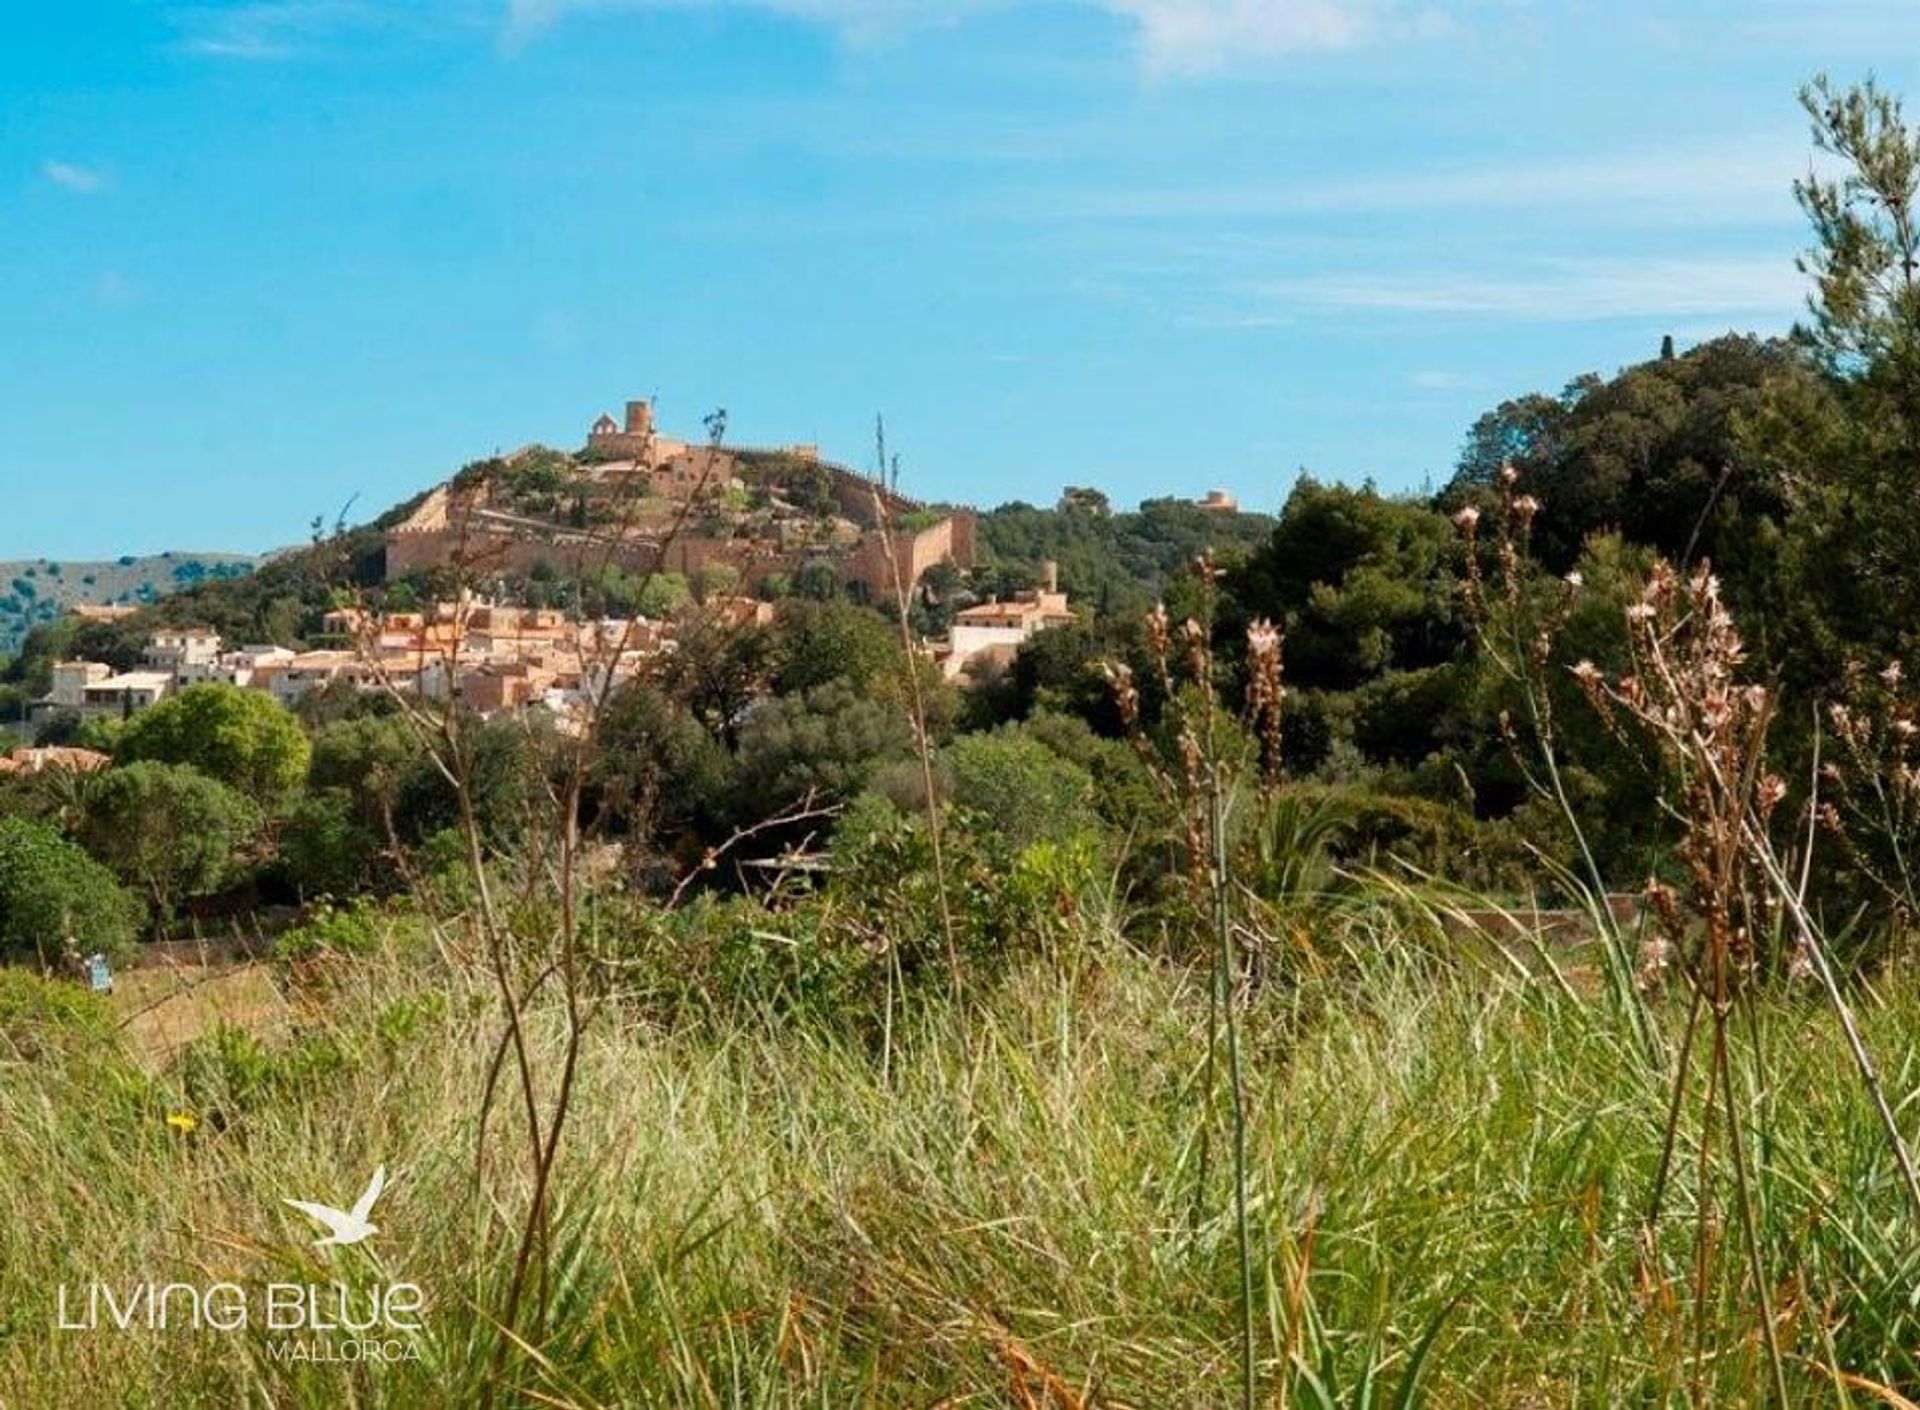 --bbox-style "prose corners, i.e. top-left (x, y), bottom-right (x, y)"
top-left (823, 469), bottom-right (920, 525)
top-left (388, 510), bottom-right (974, 601)
top-left (843, 512), bottom-right (975, 596)
top-left (384, 445), bottom-right (975, 601)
